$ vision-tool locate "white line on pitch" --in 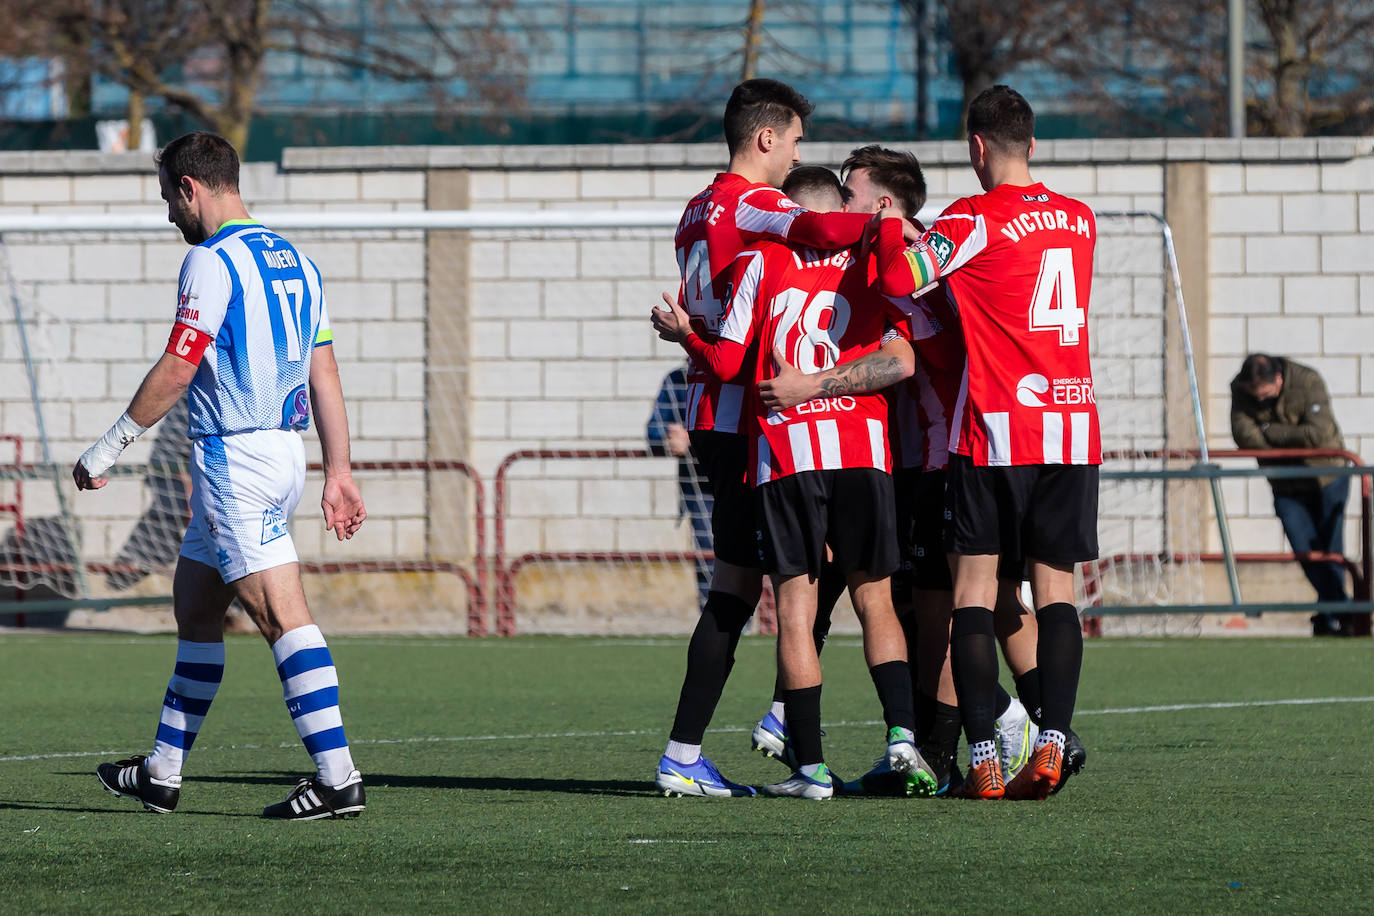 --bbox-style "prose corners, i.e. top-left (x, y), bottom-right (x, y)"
top-left (4, 696), bottom-right (1372, 764)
